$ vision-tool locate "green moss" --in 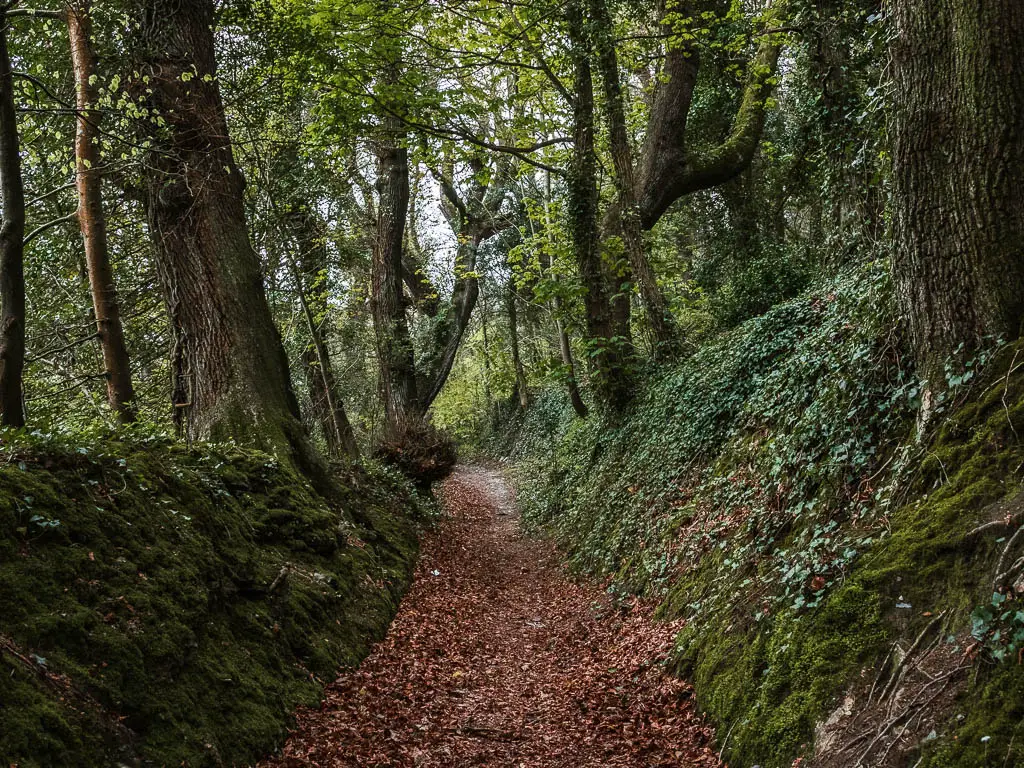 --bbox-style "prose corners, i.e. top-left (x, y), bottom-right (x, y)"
top-left (0, 438), bottom-right (422, 767)
top-left (917, 662), bottom-right (1024, 767)
top-left (505, 265), bottom-right (1024, 767)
